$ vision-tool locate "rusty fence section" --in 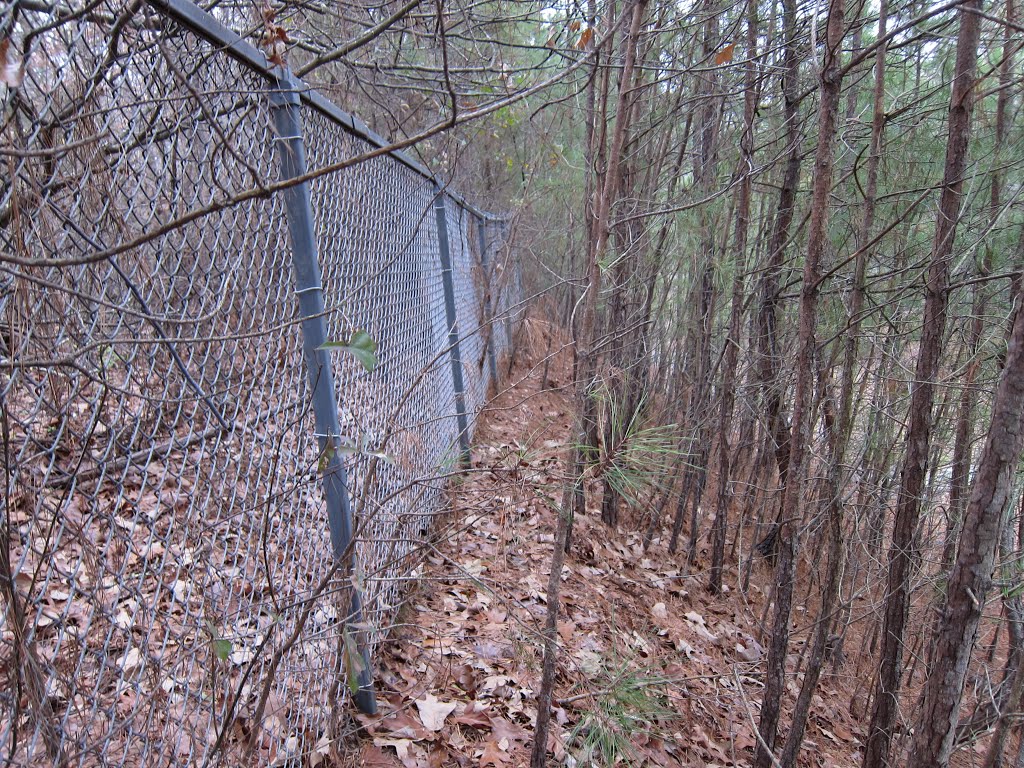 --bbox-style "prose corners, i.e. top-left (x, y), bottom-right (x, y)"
top-left (0, 0), bottom-right (523, 763)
